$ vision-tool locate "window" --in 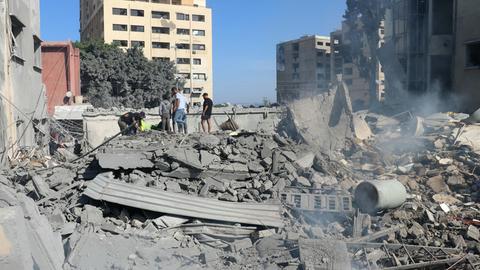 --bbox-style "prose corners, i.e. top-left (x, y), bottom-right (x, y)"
top-left (176, 43), bottom-right (190, 50)
top-left (152, 11), bottom-right (169, 19)
top-left (131, 9), bottom-right (144, 17)
top-left (177, 13), bottom-right (189, 20)
top-left (33, 35), bottom-right (41, 68)
top-left (177, 58), bottom-right (190, 64)
top-left (317, 41), bottom-right (324, 46)
top-left (317, 74), bottom-right (325, 80)
top-left (152, 42), bottom-right (169, 49)
top-left (131, 25), bottom-right (144, 32)
top-left (193, 73), bottom-right (207, 80)
top-left (10, 15), bottom-right (25, 60)
top-left (153, 57), bottom-right (170, 62)
top-left (192, 15), bottom-right (205, 22)
top-left (292, 43), bottom-right (299, 51)
top-left (131, 41), bottom-right (145, 47)
top-left (193, 29), bottom-right (205, 36)
top-left (113, 24), bottom-right (127, 31)
top-left (177, 28), bottom-right (190, 35)
top-left (192, 44), bottom-right (205, 50)
top-left (152, 27), bottom-right (169, 34)
top-left (113, 8), bottom-right (127, 15)
top-left (326, 42), bottom-right (331, 46)
top-left (183, 88), bottom-right (192, 94)
top-left (193, 58), bottom-right (202, 65)
top-left (344, 67), bottom-right (353, 75)
top-left (293, 63), bottom-right (299, 73)
top-left (113, 40), bottom-right (128, 47)
top-left (466, 41), bottom-right (480, 68)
